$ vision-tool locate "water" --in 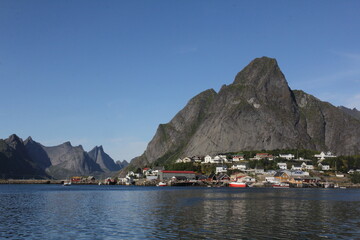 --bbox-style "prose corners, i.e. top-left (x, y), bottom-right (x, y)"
top-left (0, 185), bottom-right (359, 239)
